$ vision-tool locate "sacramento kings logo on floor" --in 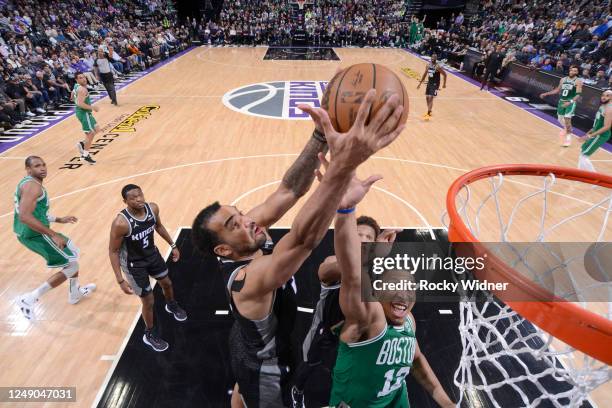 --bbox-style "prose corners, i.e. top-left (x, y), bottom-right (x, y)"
top-left (222, 81), bottom-right (328, 120)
